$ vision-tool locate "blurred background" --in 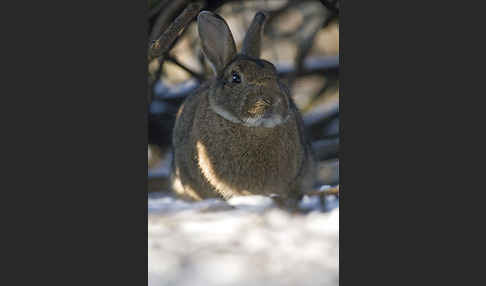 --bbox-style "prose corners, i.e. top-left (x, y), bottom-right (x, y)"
top-left (148, 0), bottom-right (339, 193)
